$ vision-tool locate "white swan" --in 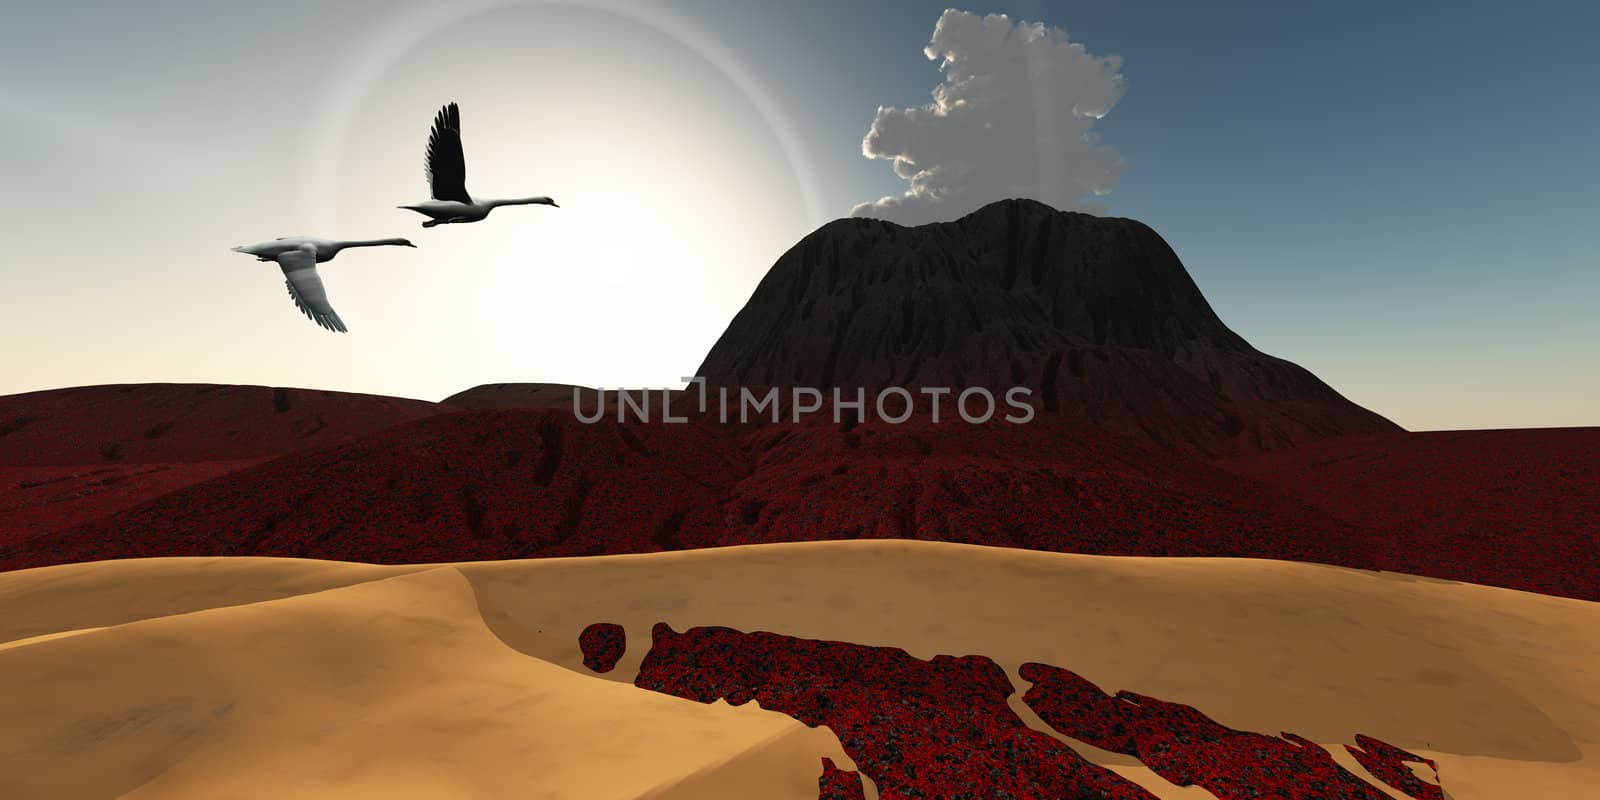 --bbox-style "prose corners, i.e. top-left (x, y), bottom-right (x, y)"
top-left (231, 236), bottom-right (415, 333)
top-left (399, 102), bottom-right (558, 228)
